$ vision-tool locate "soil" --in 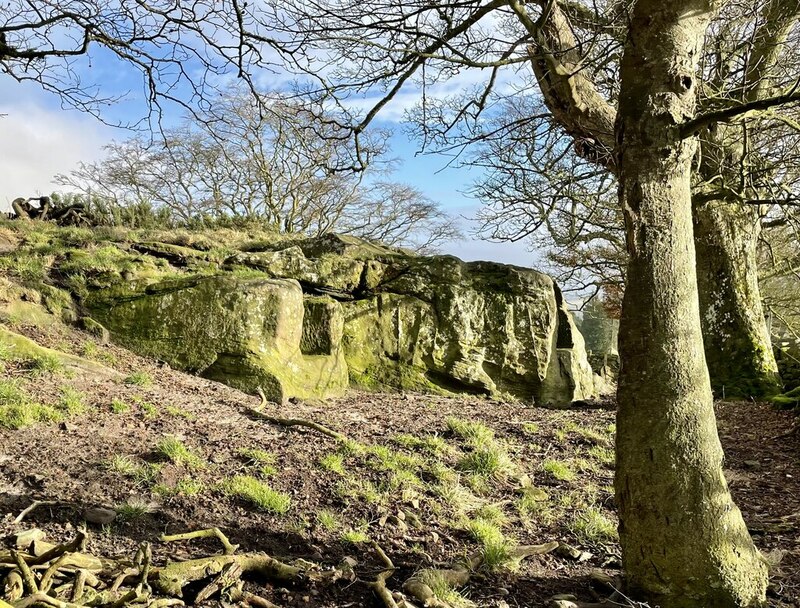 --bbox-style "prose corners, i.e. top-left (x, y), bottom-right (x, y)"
top-left (1, 320), bottom-right (798, 607)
